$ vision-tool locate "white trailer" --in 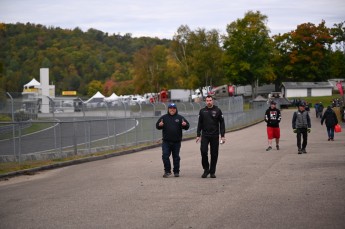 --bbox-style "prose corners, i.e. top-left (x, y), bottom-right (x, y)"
top-left (169, 89), bottom-right (193, 102)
